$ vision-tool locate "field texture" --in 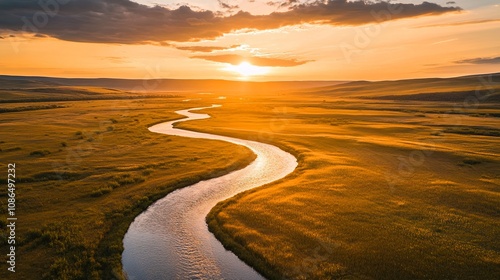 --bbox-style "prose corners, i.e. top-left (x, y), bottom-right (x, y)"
top-left (0, 85), bottom-right (255, 279)
top-left (182, 74), bottom-right (500, 280)
top-left (1, 74), bottom-right (499, 279)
